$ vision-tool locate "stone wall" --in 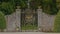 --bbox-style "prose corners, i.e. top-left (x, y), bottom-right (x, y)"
top-left (5, 9), bottom-right (21, 32)
top-left (37, 8), bottom-right (55, 32)
top-left (5, 8), bottom-right (56, 32)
